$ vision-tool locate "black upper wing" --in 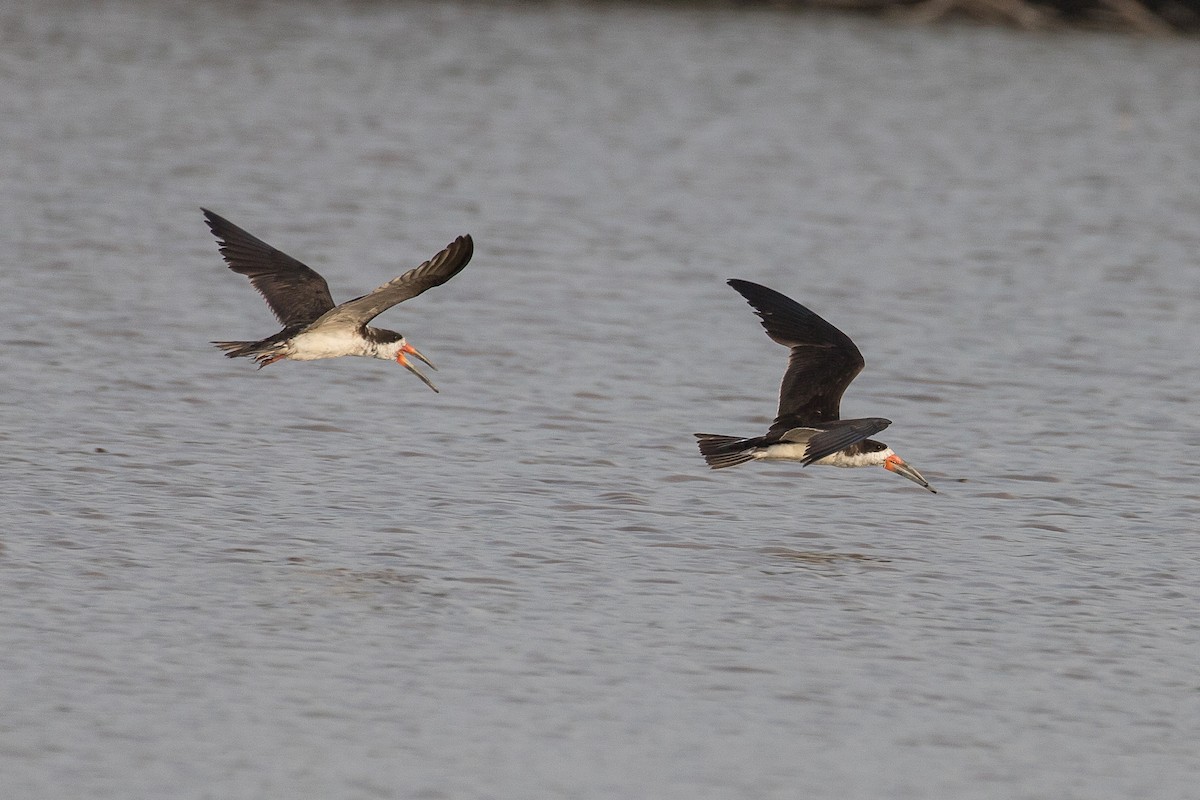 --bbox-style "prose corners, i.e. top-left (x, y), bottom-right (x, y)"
top-left (727, 279), bottom-right (865, 430)
top-left (203, 209), bottom-right (336, 327)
